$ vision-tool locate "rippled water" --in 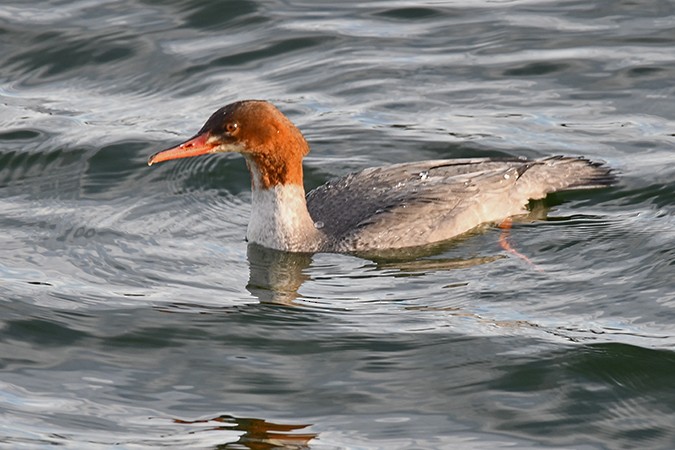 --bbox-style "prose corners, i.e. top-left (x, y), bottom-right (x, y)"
top-left (1, 0), bottom-right (674, 448)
